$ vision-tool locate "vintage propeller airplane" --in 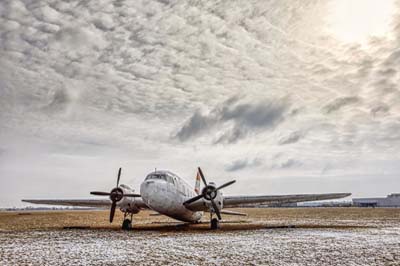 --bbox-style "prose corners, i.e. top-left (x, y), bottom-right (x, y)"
top-left (23, 167), bottom-right (351, 230)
